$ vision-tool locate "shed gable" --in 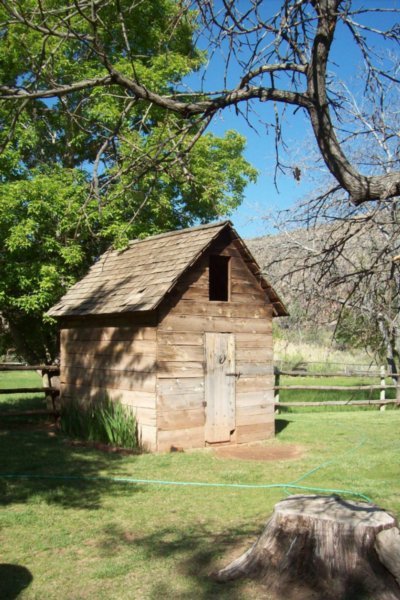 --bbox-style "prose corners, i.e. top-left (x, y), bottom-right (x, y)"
top-left (48, 221), bottom-right (287, 319)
